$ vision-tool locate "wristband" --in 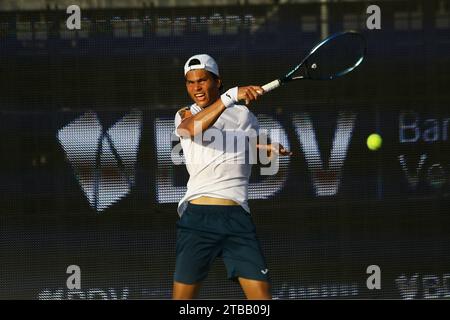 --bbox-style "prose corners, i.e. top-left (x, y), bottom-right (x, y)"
top-left (220, 87), bottom-right (238, 108)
